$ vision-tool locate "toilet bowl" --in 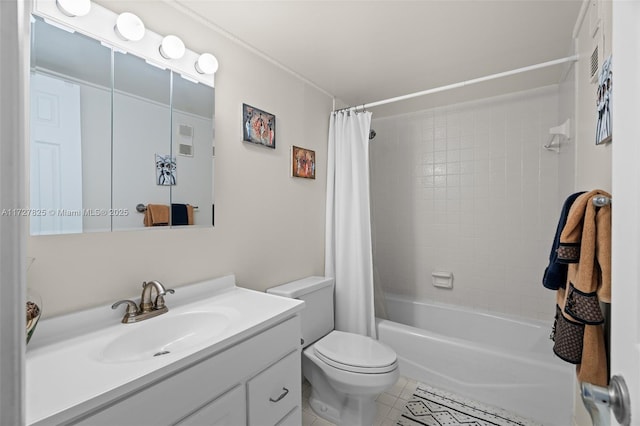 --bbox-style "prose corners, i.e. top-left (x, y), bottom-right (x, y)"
top-left (303, 331), bottom-right (399, 426)
top-left (266, 277), bottom-right (399, 426)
